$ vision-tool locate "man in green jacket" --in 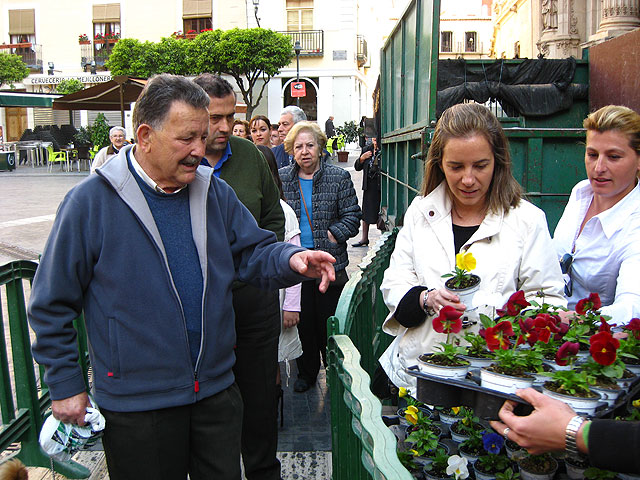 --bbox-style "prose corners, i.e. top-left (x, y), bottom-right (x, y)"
top-left (194, 74), bottom-right (284, 480)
